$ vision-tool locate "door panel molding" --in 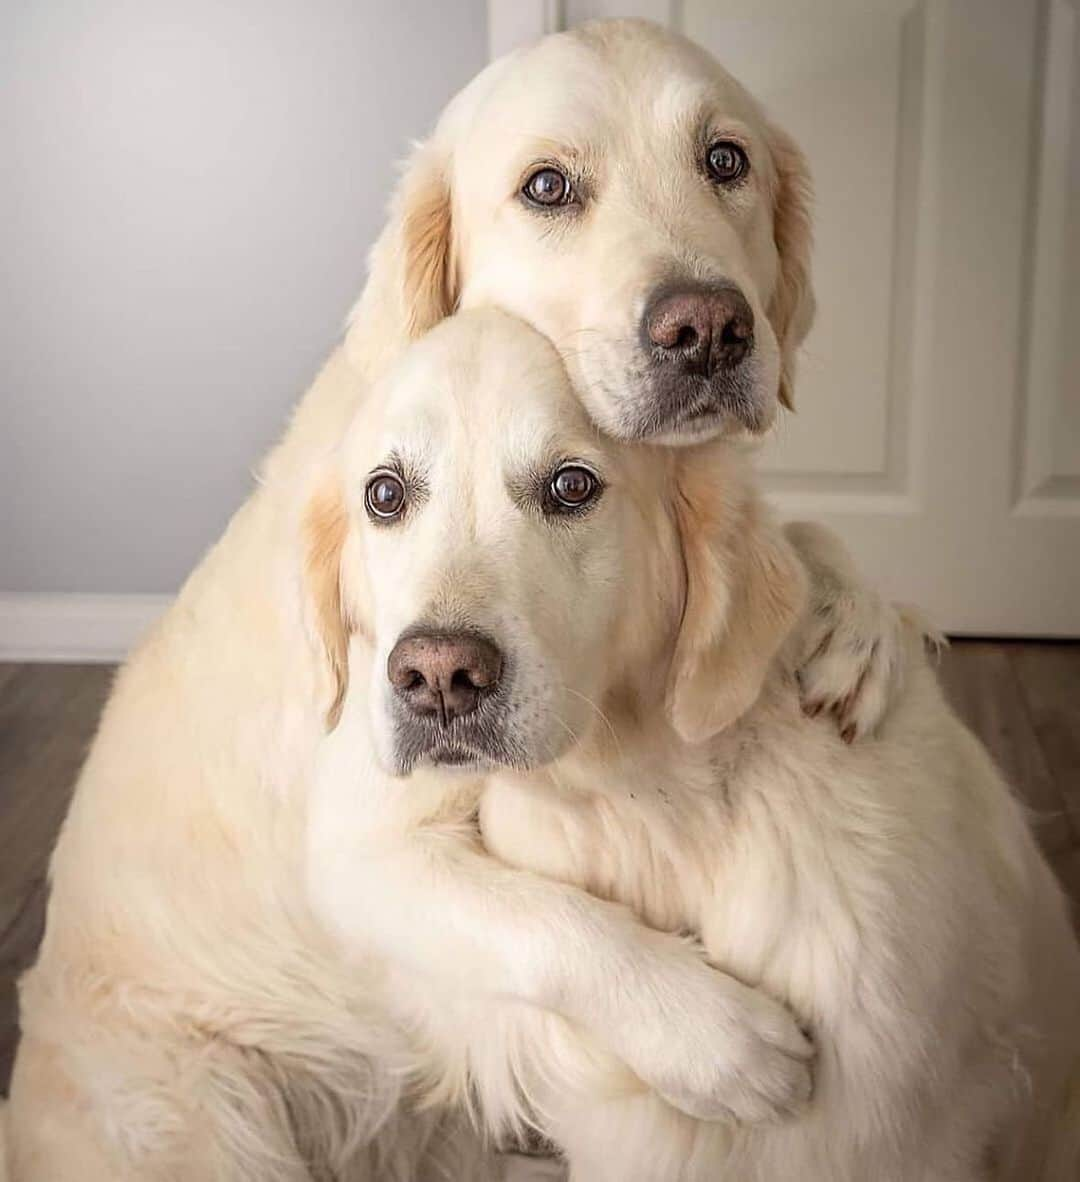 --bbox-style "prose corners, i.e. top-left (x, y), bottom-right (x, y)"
top-left (680, 2), bottom-right (938, 508)
top-left (1014, 0), bottom-right (1080, 516)
top-left (761, 1), bottom-right (936, 509)
top-left (486, 0), bottom-right (1079, 631)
